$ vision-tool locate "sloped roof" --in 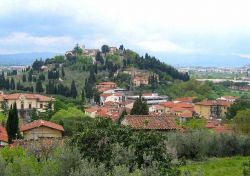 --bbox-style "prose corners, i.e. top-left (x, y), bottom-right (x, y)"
top-left (2, 93), bottom-right (53, 102)
top-left (123, 115), bottom-right (177, 130)
top-left (20, 120), bottom-right (64, 132)
top-left (0, 126), bottom-right (8, 142)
